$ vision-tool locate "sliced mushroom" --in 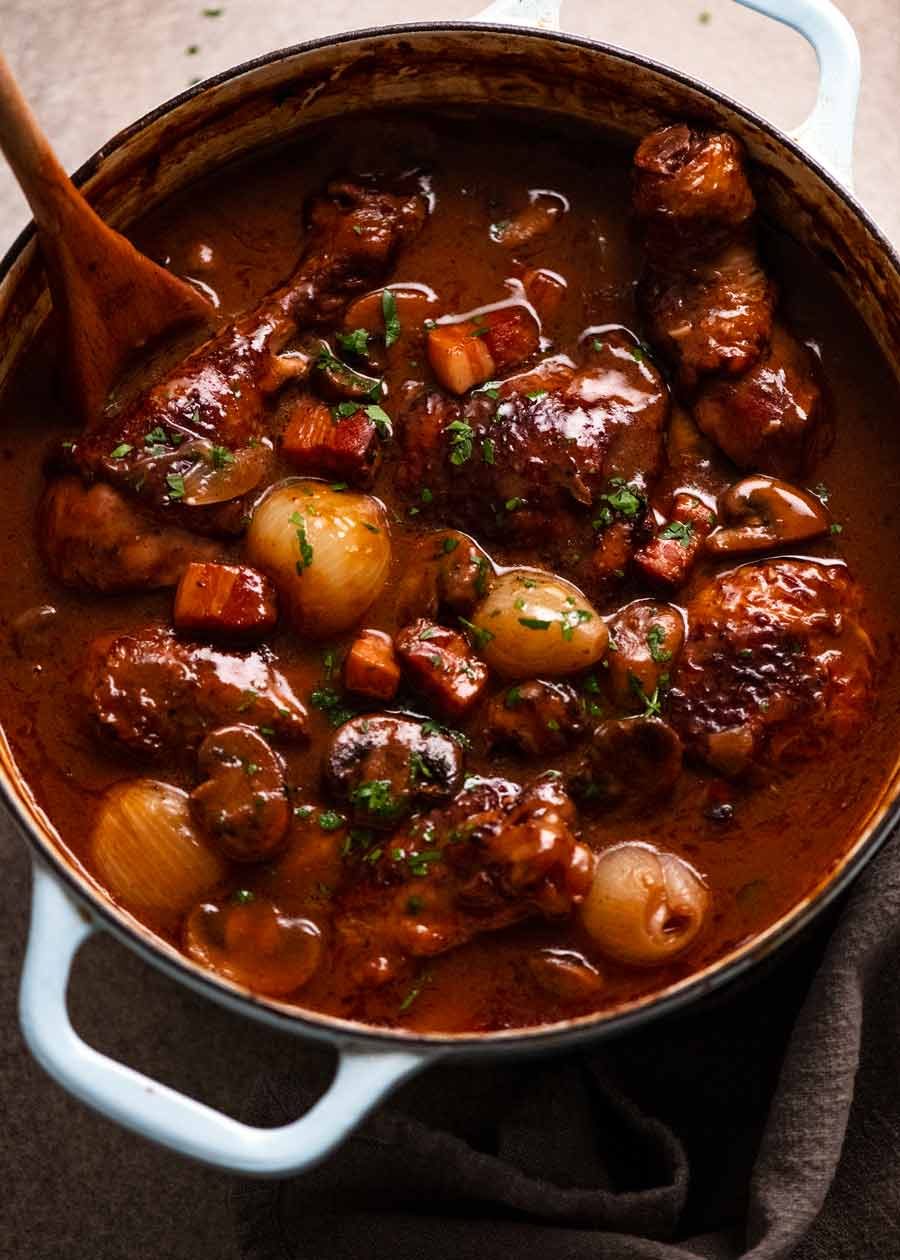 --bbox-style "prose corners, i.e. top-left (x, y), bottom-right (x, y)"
top-left (485, 679), bottom-right (585, 756)
top-left (527, 949), bottom-right (604, 1002)
top-left (706, 474), bottom-right (829, 555)
top-left (326, 713), bottom-right (464, 828)
top-left (190, 725), bottom-right (290, 862)
top-left (570, 716), bottom-right (683, 810)
top-left (606, 601), bottom-right (685, 711)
